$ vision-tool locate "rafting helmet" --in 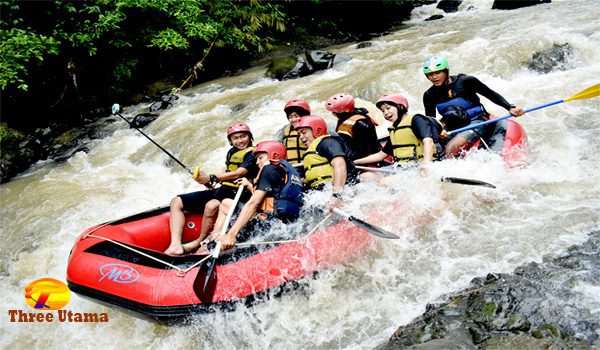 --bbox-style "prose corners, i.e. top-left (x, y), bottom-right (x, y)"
top-left (376, 94), bottom-right (409, 113)
top-left (226, 122), bottom-right (253, 142)
top-left (284, 99), bottom-right (311, 117)
top-left (422, 56), bottom-right (449, 75)
top-left (295, 115), bottom-right (328, 138)
top-left (254, 141), bottom-right (287, 163)
top-left (325, 93), bottom-right (355, 114)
